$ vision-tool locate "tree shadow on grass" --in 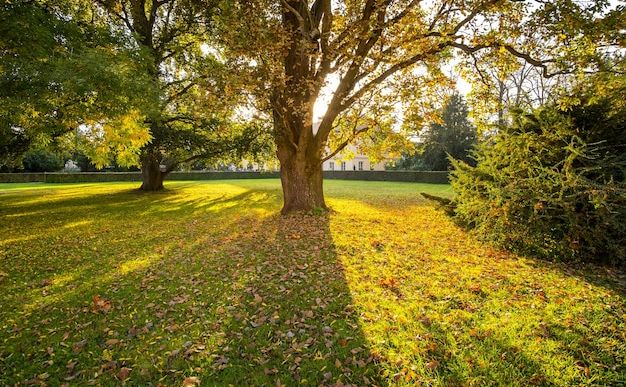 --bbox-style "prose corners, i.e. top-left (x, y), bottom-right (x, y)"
top-left (189, 213), bottom-right (382, 386)
top-left (0, 187), bottom-right (381, 386)
top-left (419, 195), bottom-right (626, 299)
top-left (421, 320), bottom-right (556, 386)
top-left (529, 259), bottom-right (626, 298)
